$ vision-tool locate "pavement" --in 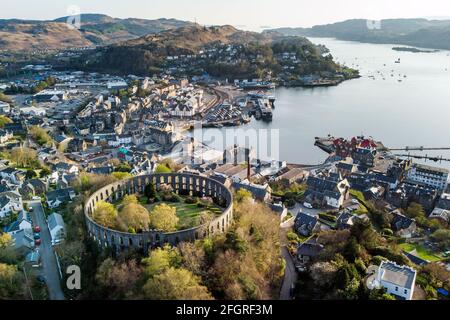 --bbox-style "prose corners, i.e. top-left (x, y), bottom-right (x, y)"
top-left (28, 200), bottom-right (65, 300)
